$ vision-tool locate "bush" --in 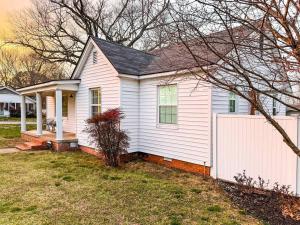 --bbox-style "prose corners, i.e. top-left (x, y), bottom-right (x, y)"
top-left (85, 108), bottom-right (129, 167)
